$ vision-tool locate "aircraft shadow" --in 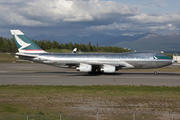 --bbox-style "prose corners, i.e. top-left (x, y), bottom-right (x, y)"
top-left (35, 71), bottom-right (180, 76)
